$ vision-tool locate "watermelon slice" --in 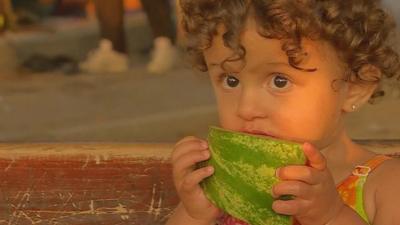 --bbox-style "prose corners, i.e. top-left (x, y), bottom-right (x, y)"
top-left (200, 126), bottom-right (306, 225)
